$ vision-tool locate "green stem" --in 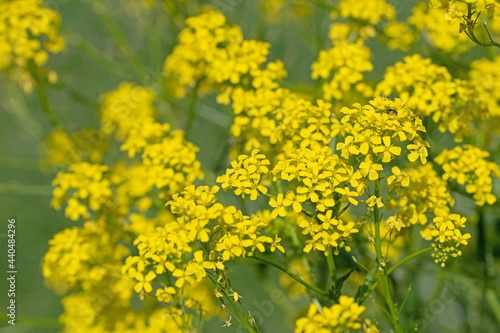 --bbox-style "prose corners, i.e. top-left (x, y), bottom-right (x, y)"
top-left (248, 255), bottom-right (327, 297)
top-left (185, 82), bottom-right (199, 138)
top-left (464, 4), bottom-right (500, 48)
top-left (27, 61), bottom-right (58, 127)
top-left (387, 247), bottom-right (433, 275)
top-left (486, 289), bottom-right (500, 328)
top-left (219, 282), bottom-right (260, 332)
top-left (0, 183), bottom-right (51, 196)
top-left (374, 179), bottom-right (403, 333)
top-left (326, 251), bottom-right (337, 282)
top-left (355, 260), bottom-right (380, 304)
top-left (287, 224), bottom-right (318, 286)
